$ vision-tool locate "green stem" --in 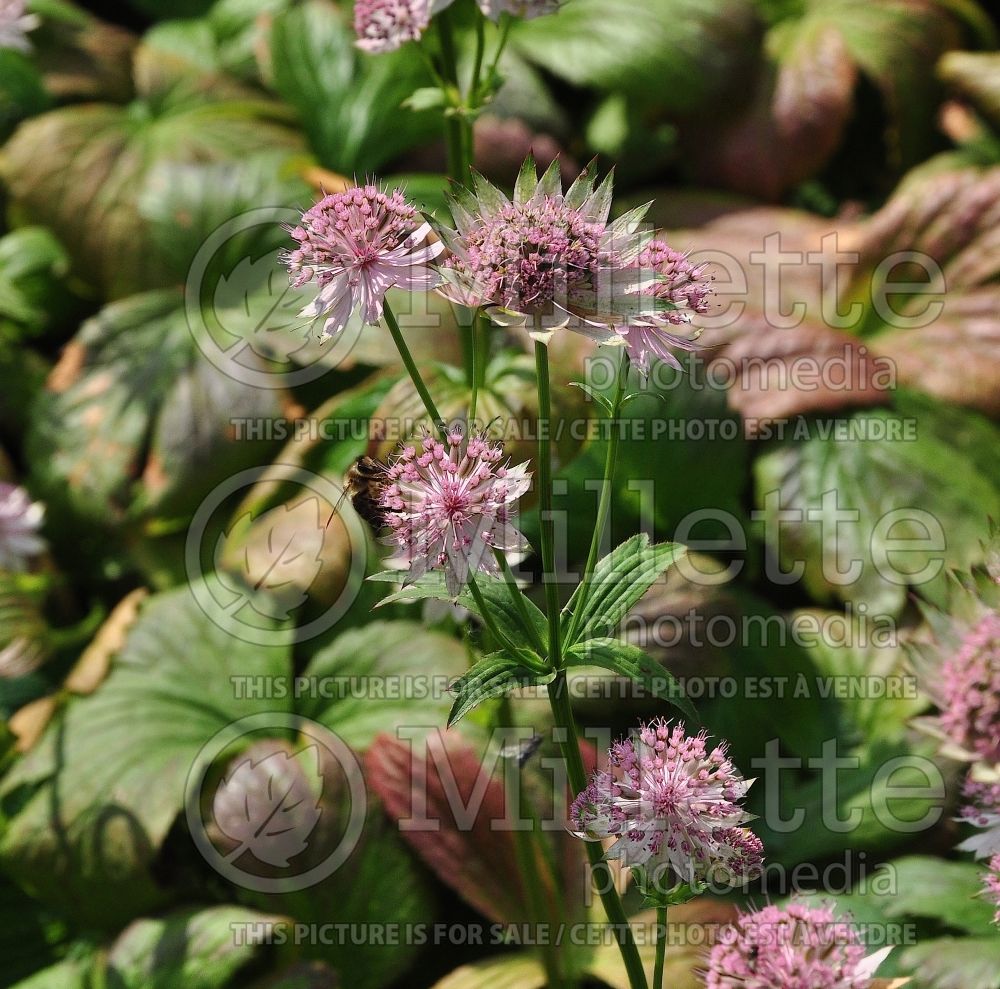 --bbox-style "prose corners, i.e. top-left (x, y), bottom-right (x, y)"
top-left (467, 573), bottom-right (522, 657)
top-left (566, 349), bottom-right (630, 645)
top-left (653, 906), bottom-right (667, 989)
top-left (436, 11), bottom-right (471, 187)
top-left (535, 341), bottom-right (646, 989)
top-left (547, 674), bottom-right (649, 989)
top-left (494, 548), bottom-right (547, 656)
top-left (383, 299), bottom-right (446, 438)
top-left (498, 696), bottom-right (565, 989)
top-left (533, 341), bottom-right (563, 670)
